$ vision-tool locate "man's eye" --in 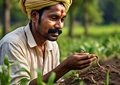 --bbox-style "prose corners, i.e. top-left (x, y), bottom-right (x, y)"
top-left (52, 17), bottom-right (57, 19)
top-left (51, 16), bottom-right (58, 20)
